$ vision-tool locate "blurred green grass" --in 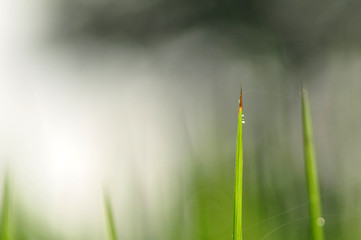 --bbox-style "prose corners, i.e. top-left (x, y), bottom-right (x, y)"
top-left (3, 0), bottom-right (361, 237)
top-left (302, 88), bottom-right (325, 240)
top-left (1, 77), bottom-right (361, 240)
